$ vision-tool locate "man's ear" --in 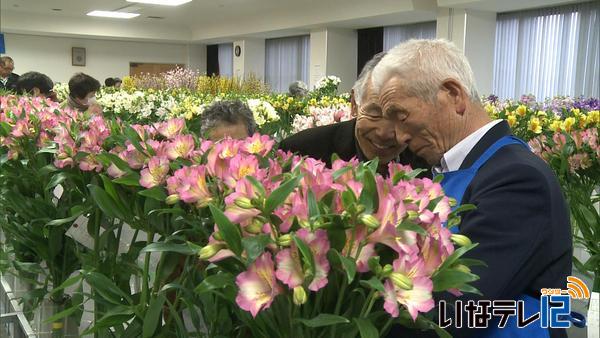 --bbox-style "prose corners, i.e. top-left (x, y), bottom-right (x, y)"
top-left (350, 89), bottom-right (358, 117)
top-left (440, 78), bottom-right (467, 115)
top-left (32, 87), bottom-right (41, 96)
